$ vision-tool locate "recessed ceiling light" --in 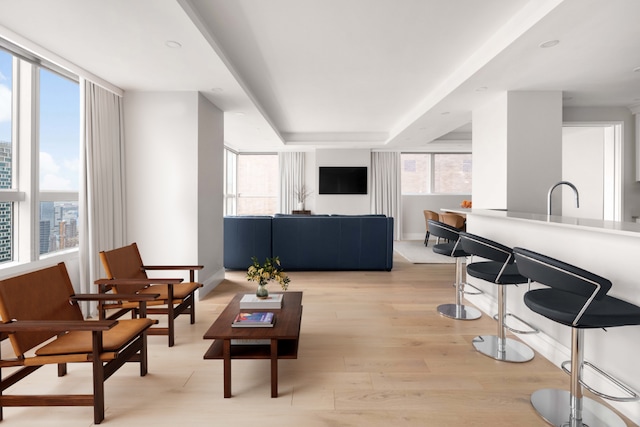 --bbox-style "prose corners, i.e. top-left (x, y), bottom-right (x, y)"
top-left (539, 40), bottom-right (559, 48)
top-left (475, 86), bottom-right (488, 92)
top-left (441, 111), bottom-right (450, 115)
top-left (211, 87), bottom-right (224, 92)
top-left (235, 112), bottom-right (245, 117)
top-left (165, 40), bottom-right (182, 48)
